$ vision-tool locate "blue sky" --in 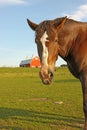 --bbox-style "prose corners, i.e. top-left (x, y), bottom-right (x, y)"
top-left (0, 0), bottom-right (87, 67)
